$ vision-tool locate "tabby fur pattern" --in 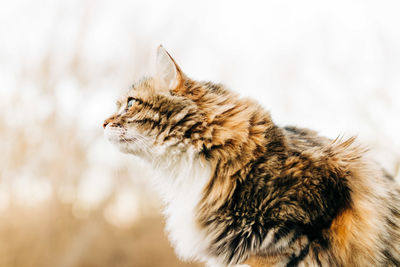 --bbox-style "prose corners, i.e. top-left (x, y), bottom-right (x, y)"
top-left (103, 46), bottom-right (400, 267)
